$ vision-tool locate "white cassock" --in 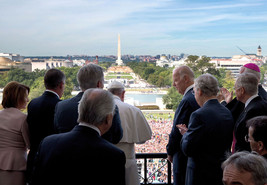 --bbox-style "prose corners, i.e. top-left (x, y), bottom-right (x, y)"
top-left (114, 95), bottom-right (152, 185)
